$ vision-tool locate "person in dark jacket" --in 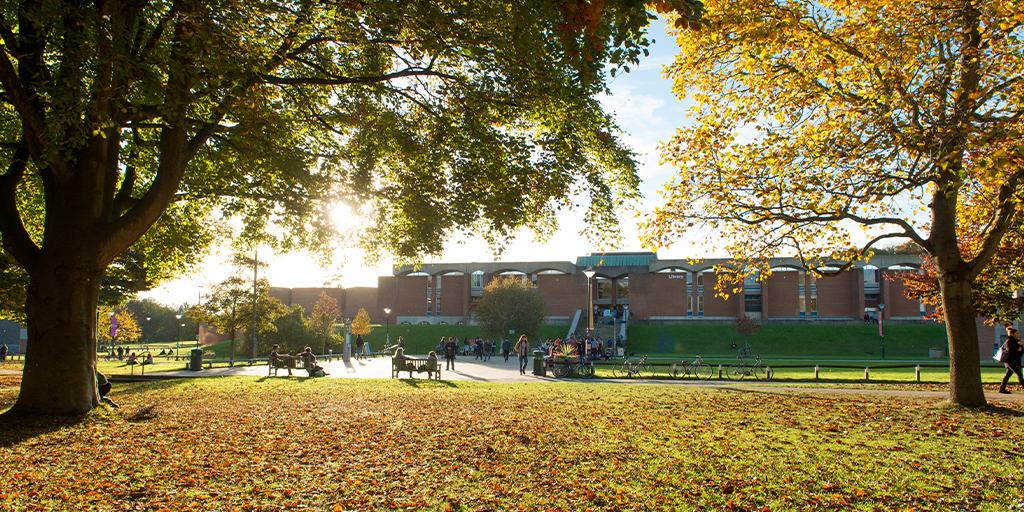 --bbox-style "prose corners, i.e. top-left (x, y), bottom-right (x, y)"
top-left (502, 338), bottom-right (512, 362)
top-left (443, 337), bottom-right (457, 371)
top-left (999, 327), bottom-right (1024, 394)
